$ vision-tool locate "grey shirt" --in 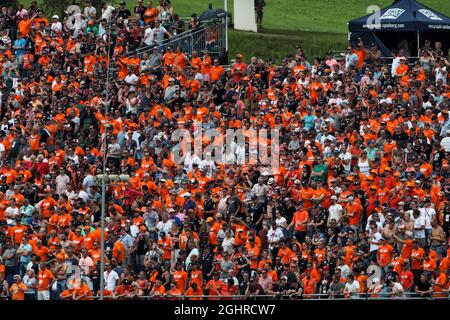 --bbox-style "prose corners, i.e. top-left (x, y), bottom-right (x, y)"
top-left (2, 248), bottom-right (16, 267)
top-left (148, 53), bottom-right (162, 68)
